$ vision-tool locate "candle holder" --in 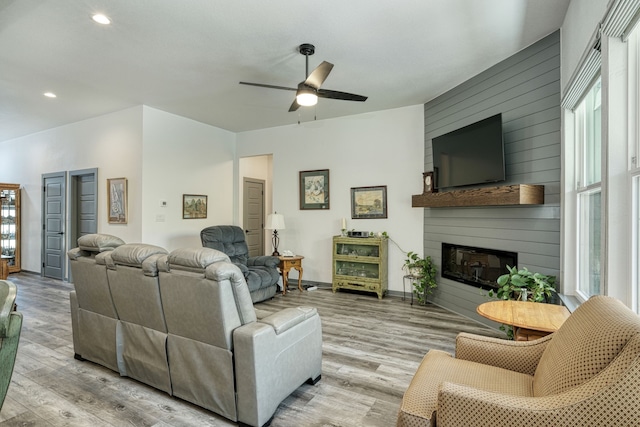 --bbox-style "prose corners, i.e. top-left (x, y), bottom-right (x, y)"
top-left (341, 228), bottom-right (347, 237)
